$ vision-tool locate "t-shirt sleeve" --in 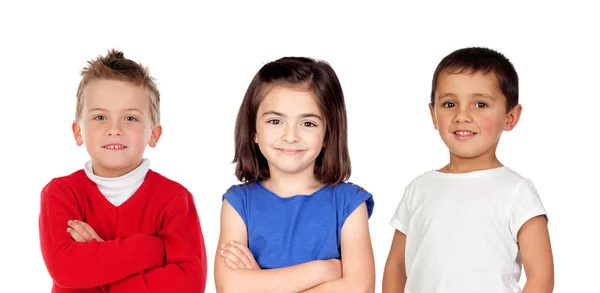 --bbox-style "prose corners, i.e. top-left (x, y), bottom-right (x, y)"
top-left (340, 183), bottom-right (374, 227)
top-left (390, 184), bottom-right (413, 235)
top-left (222, 185), bottom-right (248, 226)
top-left (509, 179), bottom-right (547, 242)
